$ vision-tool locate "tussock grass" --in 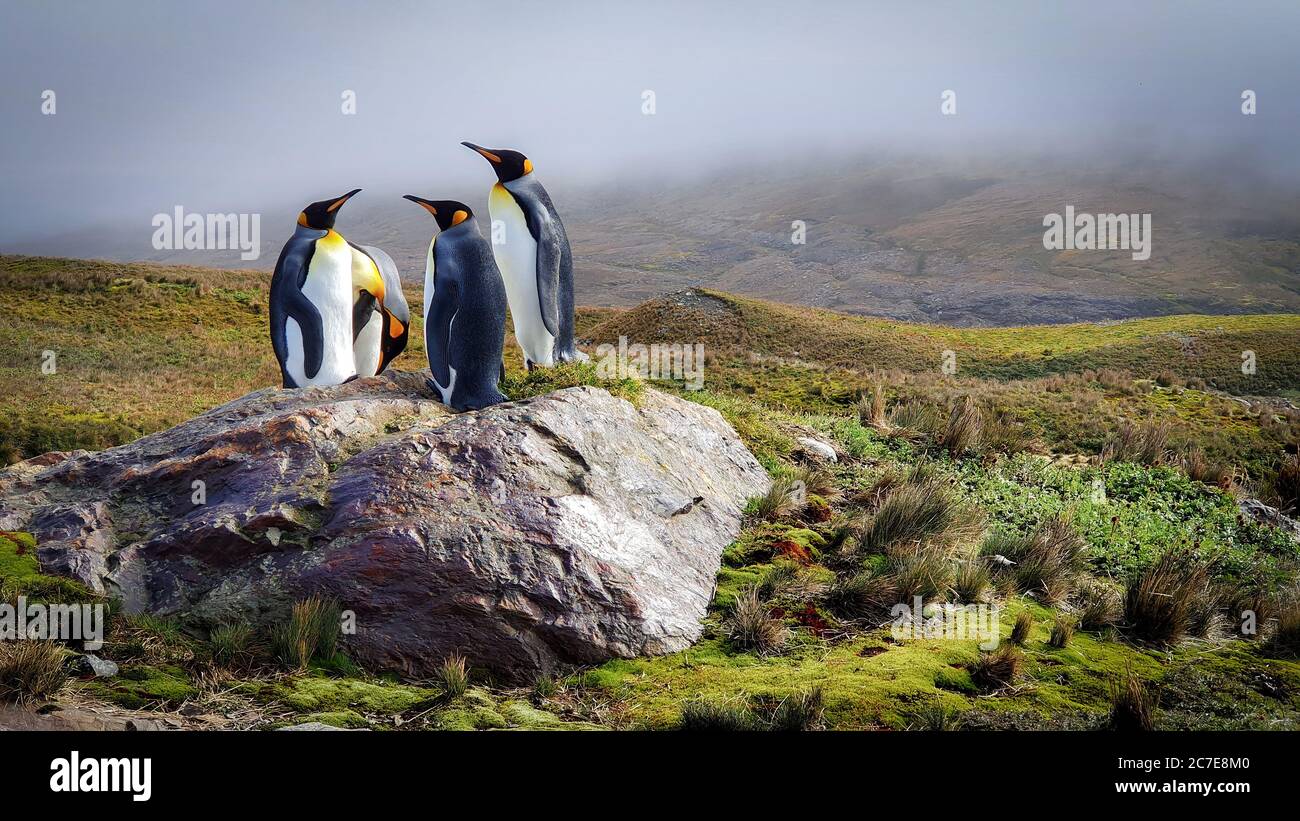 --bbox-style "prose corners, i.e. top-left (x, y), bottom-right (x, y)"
top-left (1266, 598), bottom-right (1300, 658)
top-left (1273, 454), bottom-right (1300, 513)
top-left (951, 559), bottom-right (990, 603)
top-left (678, 697), bottom-right (756, 731)
top-left (825, 570), bottom-right (899, 618)
top-left (792, 465), bottom-right (840, 501)
top-left (209, 622), bottom-right (256, 668)
top-left (749, 476), bottom-right (801, 522)
top-left (1102, 420), bottom-right (1171, 466)
top-left (859, 478), bottom-right (979, 555)
top-left (909, 699), bottom-right (964, 731)
top-left (1109, 668), bottom-right (1157, 731)
top-left (769, 686), bottom-right (825, 731)
top-left (756, 560), bottom-right (800, 600)
top-left (940, 395), bottom-right (983, 456)
top-left (271, 595), bottom-right (342, 669)
top-left (1048, 615), bottom-right (1075, 648)
top-left (988, 514), bottom-right (1088, 604)
top-left (1124, 553), bottom-right (1210, 646)
top-left (1074, 577), bottom-right (1123, 630)
top-left (858, 383), bottom-right (888, 429)
top-left (887, 399), bottom-right (942, 438)
top-left (970, 645), bottom-right (1022, 691)
top-left (1179, 446), bottom-right (1237, 490)
top-left (727, 586), bottom-right (788, 654)
top-left (1009, 611), bottom-right (1033, 646)
top-left (890, 547), bottom-right (953, 603)
top-left (981, 410), bottom-right (1039, 455)
top-left (438, 652), bottom-right (469, 697)
top-left (0, 640), bottom-right (67, 702)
